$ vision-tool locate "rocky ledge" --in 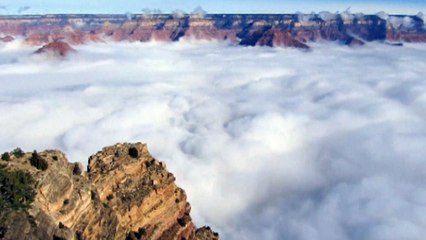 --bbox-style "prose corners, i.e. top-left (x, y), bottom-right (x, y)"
top-left (0, 143), bottom-right (218, 240)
